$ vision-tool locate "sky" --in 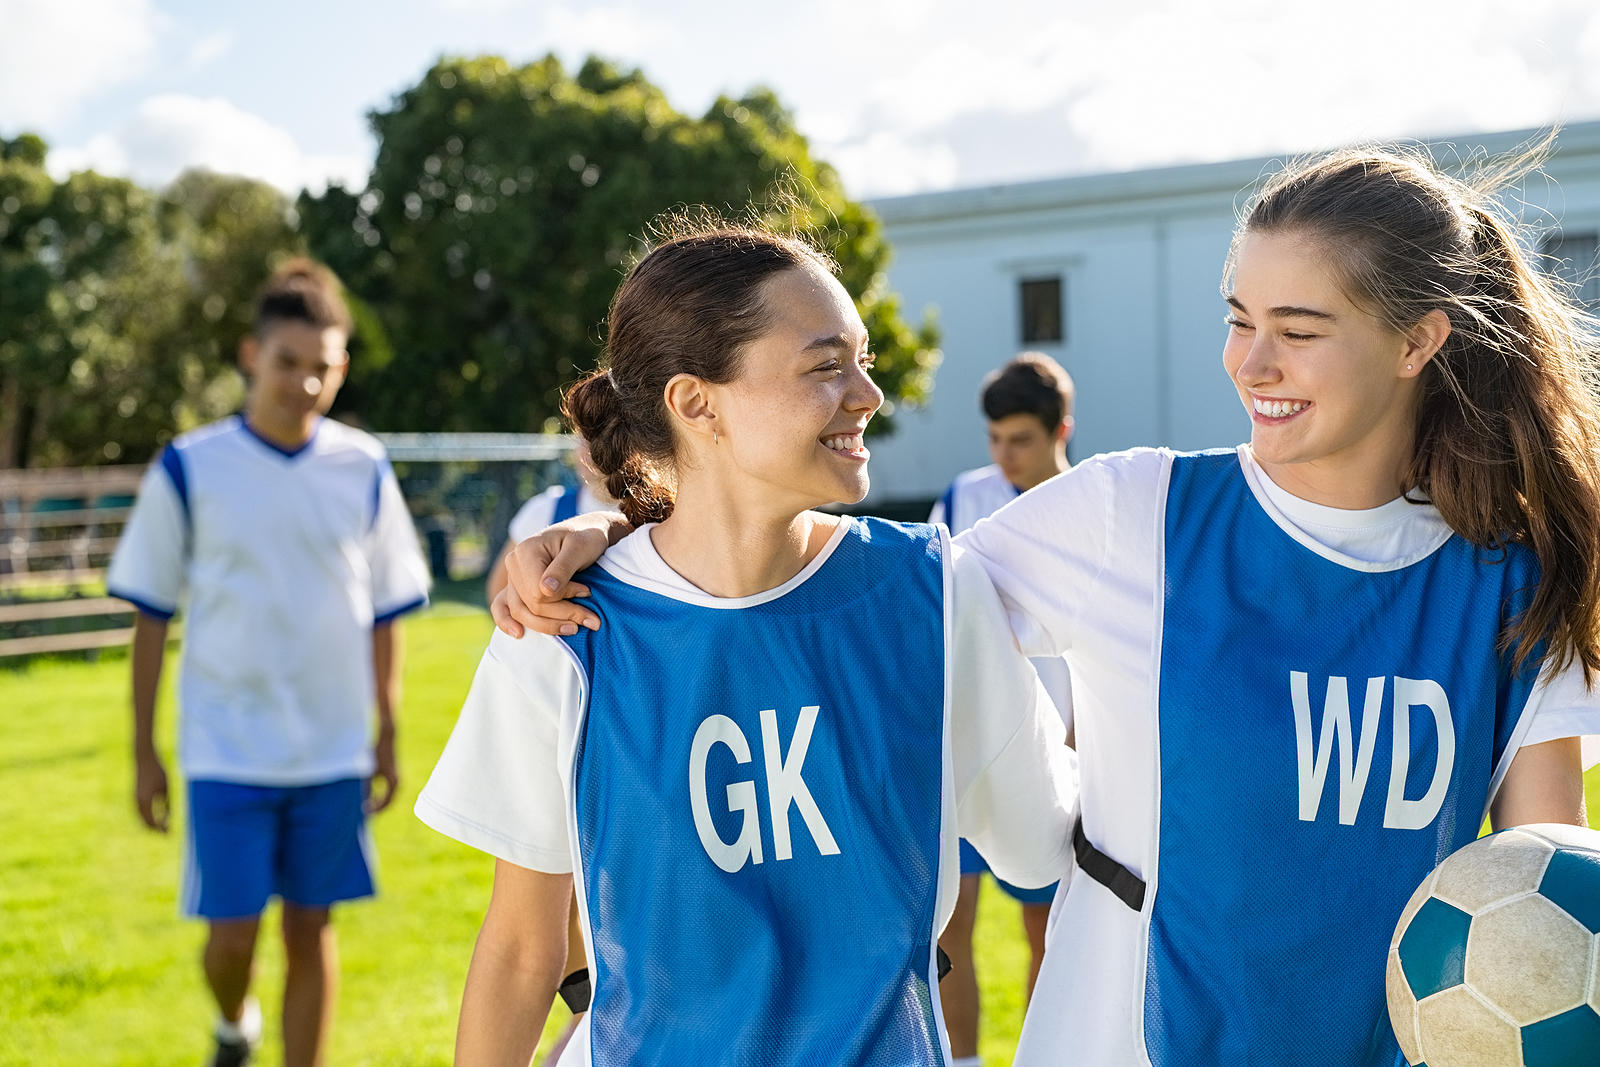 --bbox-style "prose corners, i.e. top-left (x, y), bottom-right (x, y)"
top-left (3, 0), bottom-right (1600, 200)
